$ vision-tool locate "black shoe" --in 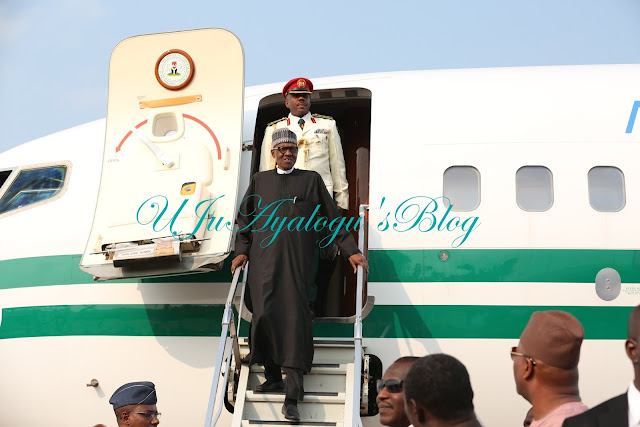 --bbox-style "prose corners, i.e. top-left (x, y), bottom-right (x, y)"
top-left (255, 380), bottom-right (284, 393)
top-left (281, 403), bottom-right (301, 422)
top-left (241, 353), bottom-right (251, 365)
